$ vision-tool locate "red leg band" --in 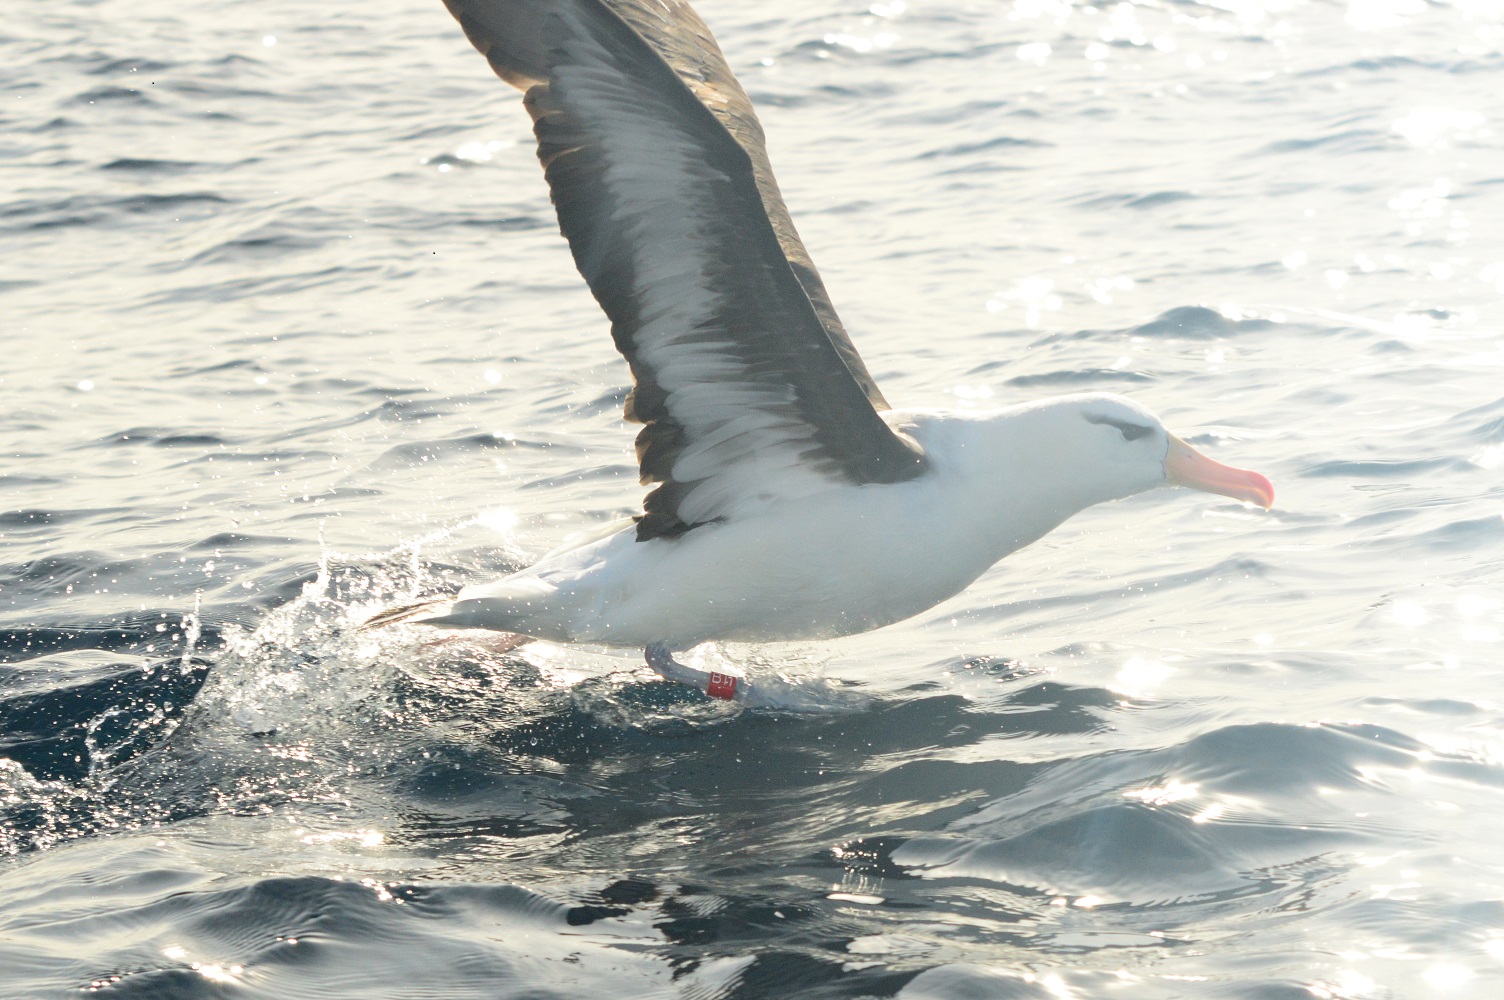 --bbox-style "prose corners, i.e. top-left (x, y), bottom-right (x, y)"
top-left (705, 671), bottom-right (738, 700)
